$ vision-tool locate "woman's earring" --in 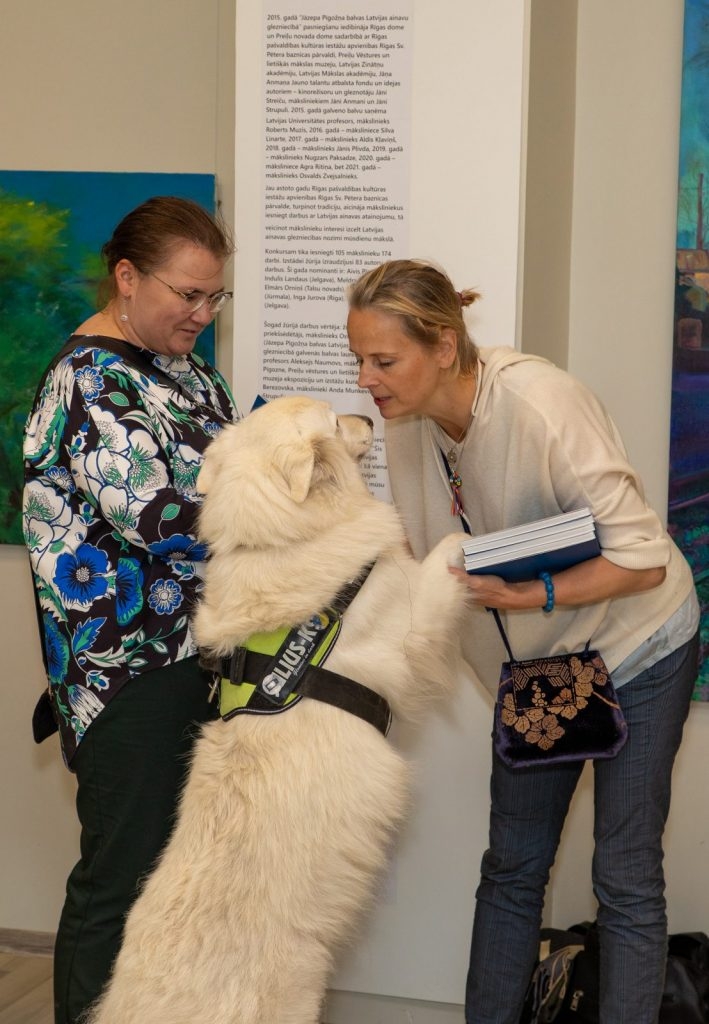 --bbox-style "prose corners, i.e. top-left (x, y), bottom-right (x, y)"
top-left (120, 313), bottom-right (129, 322)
